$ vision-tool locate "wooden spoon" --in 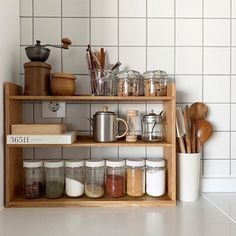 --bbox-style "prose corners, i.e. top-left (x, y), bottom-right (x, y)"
top-left (189, 102), bottom-right (208, 152)
top-left (195, 119), bottom-right (213, 152)
top-left (189, 102), bottom-right (208, 121)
